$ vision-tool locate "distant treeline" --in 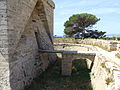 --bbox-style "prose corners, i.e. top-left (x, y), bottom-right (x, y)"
top-left (54, 36), bottom-right (120, 41)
